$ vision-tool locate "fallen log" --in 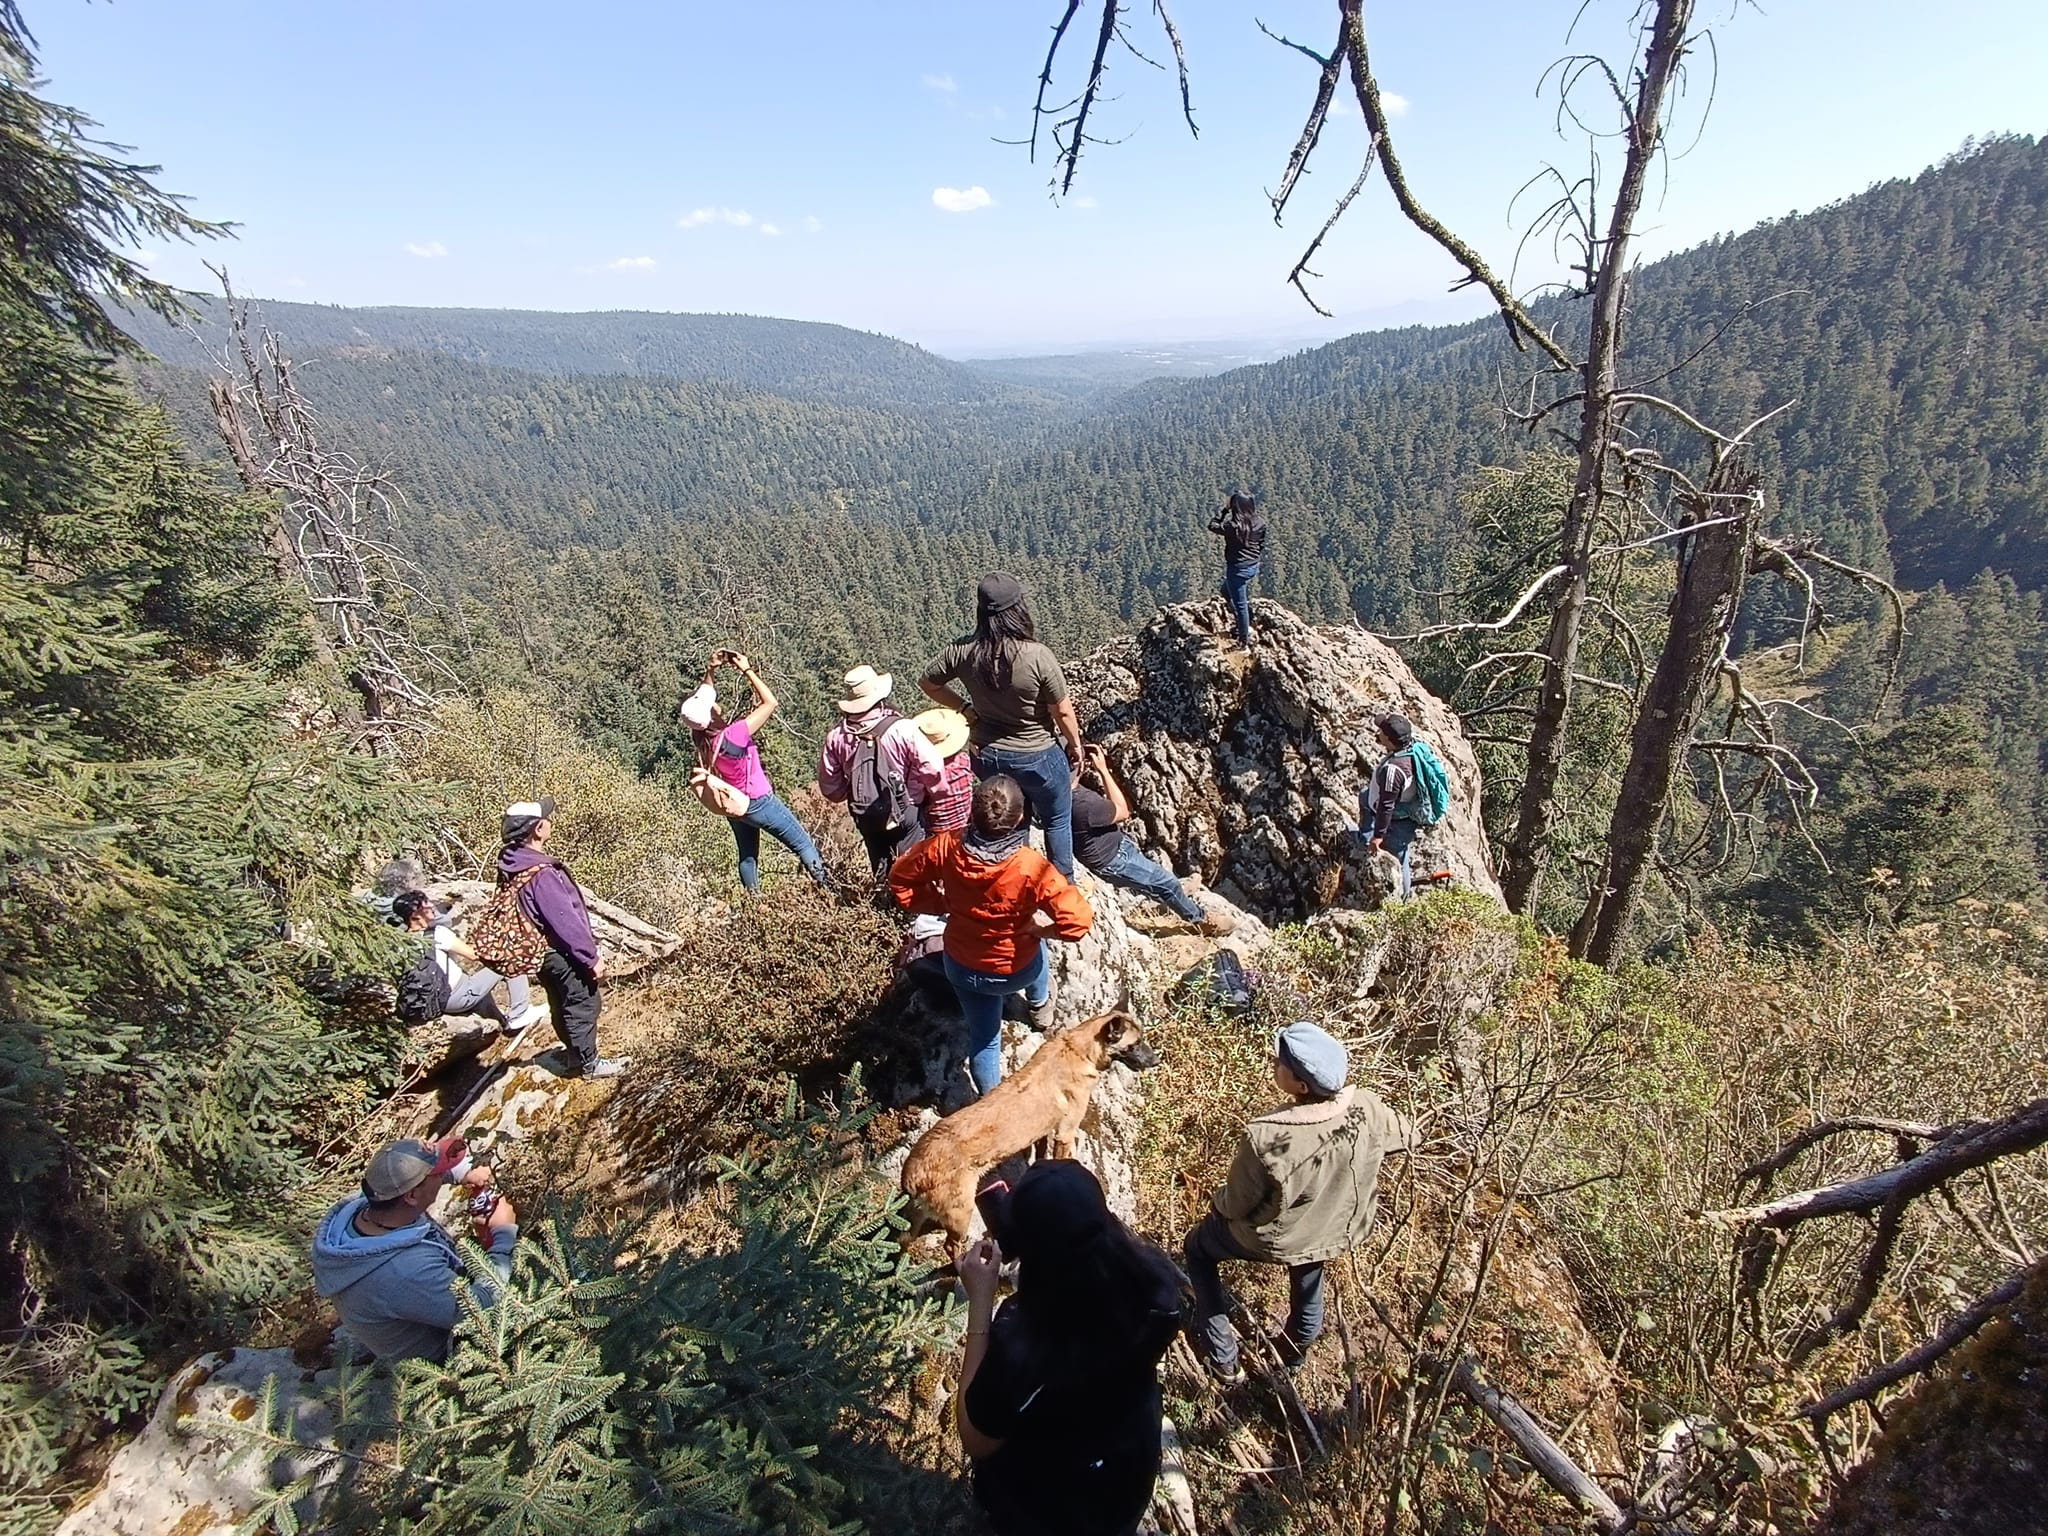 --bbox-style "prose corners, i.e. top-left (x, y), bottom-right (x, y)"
top-left (1448, 1355), bottom-right (1627, 1535)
